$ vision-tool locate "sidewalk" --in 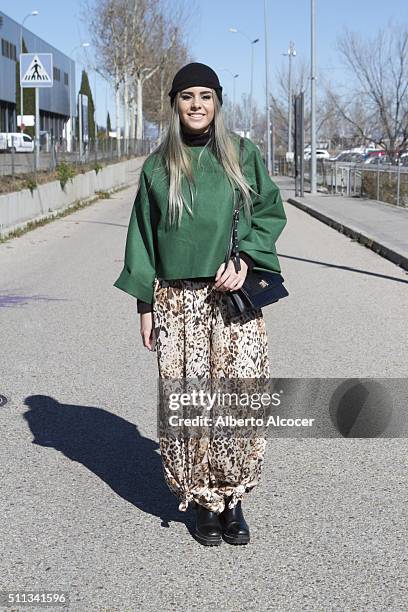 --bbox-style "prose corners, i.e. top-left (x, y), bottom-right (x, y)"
top-left (274, 176), bottom-right (408, 271)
